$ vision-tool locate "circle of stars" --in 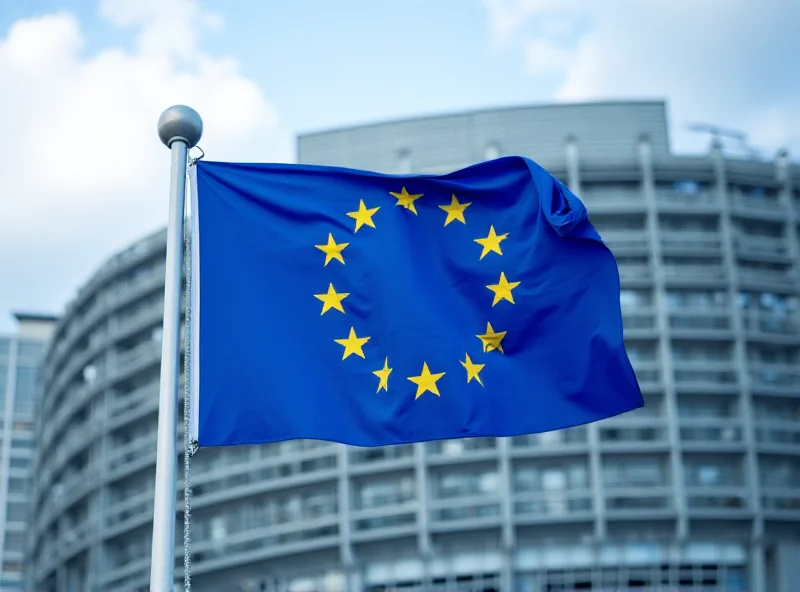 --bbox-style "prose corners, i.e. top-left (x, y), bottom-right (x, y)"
top-left (311, 186), bottom-right (520, 400)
